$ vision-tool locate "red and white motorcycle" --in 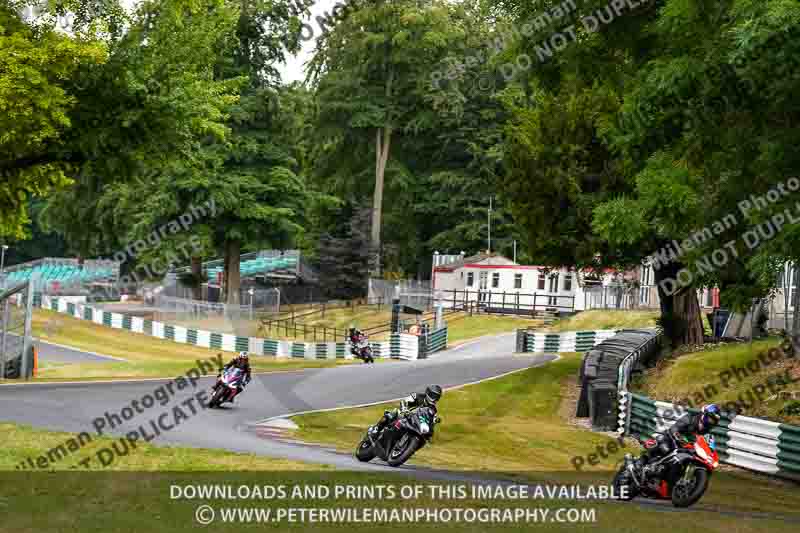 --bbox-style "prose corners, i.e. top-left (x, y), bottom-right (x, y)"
top-left (613, 433), bottom-right (719, 508)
